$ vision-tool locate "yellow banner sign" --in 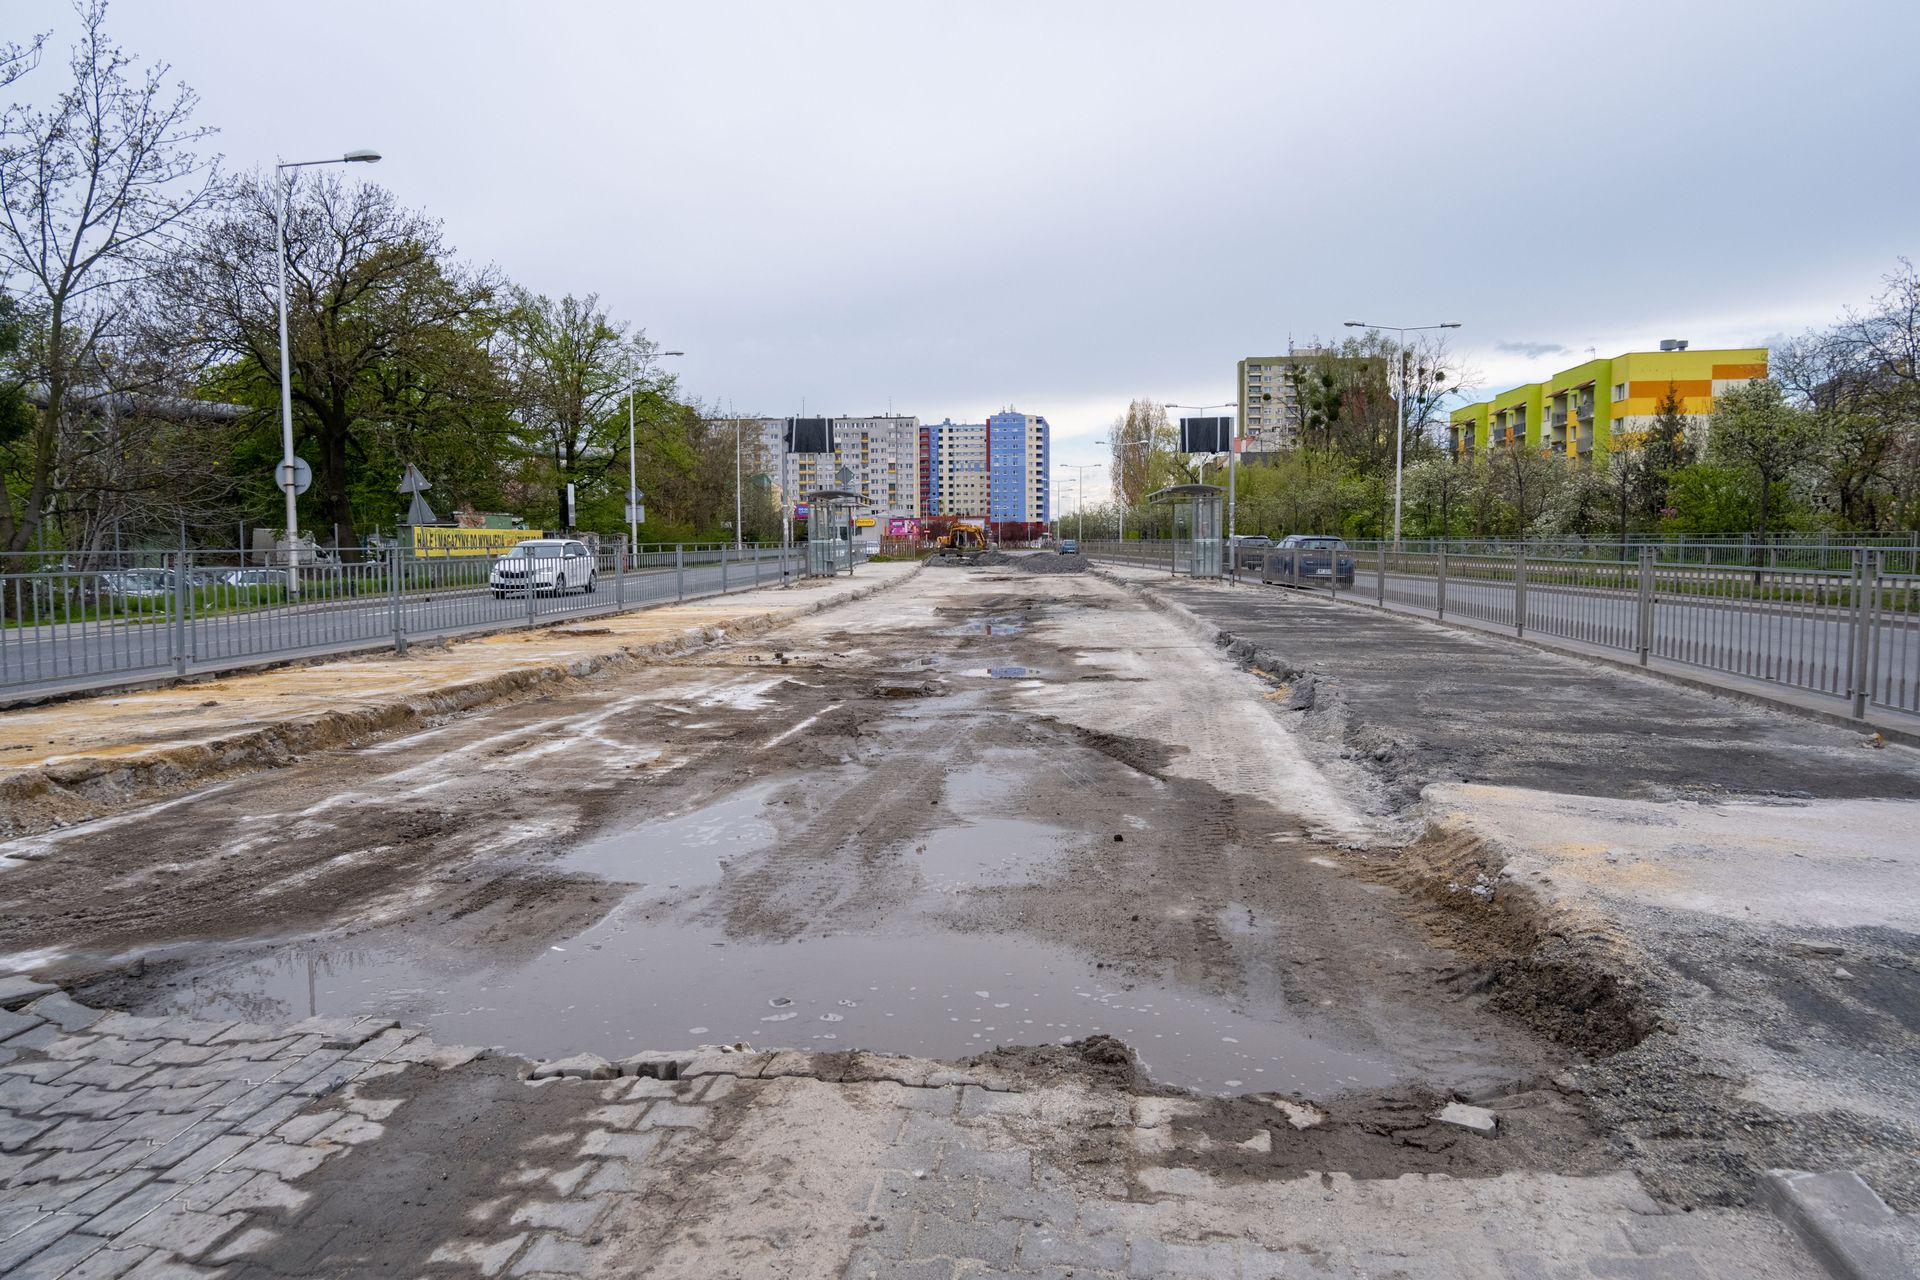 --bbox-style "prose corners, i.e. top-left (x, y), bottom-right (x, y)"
top-left (410, 526), bottom-right (542, 557)
top-left (854, 517), bottom-right (877, 527)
